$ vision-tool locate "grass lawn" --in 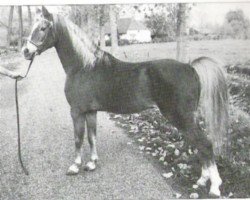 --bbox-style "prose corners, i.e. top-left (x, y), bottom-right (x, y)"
top-left (105, 39), bottom-right (250, 65)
